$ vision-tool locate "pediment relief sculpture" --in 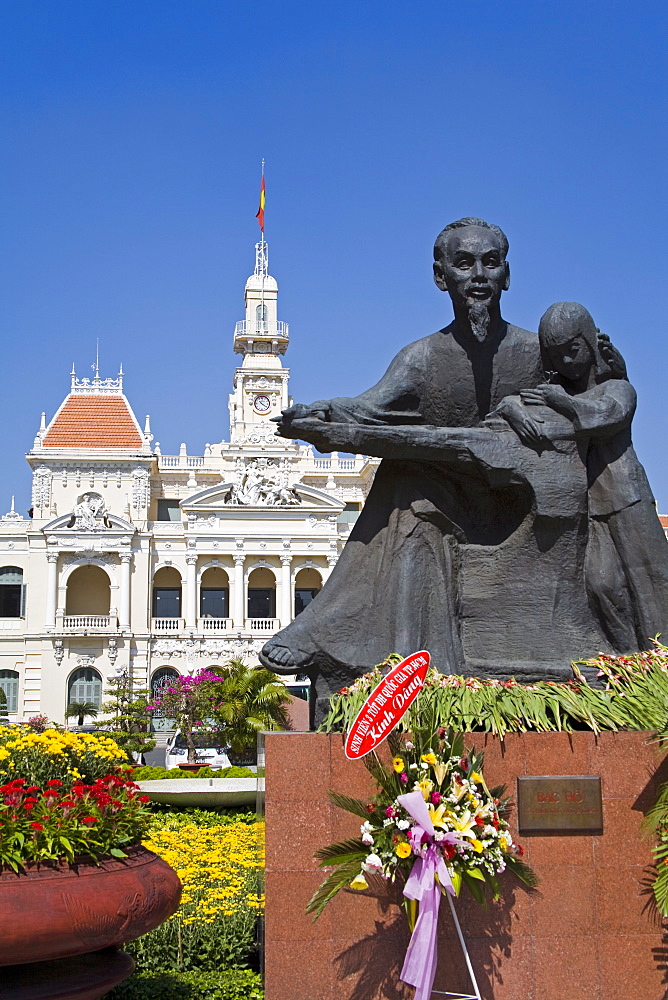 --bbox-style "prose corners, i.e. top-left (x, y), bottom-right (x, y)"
top-left (67, 493), bottom-right (111, 531)
top-left (225, 458), bottom-right (301, 507)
